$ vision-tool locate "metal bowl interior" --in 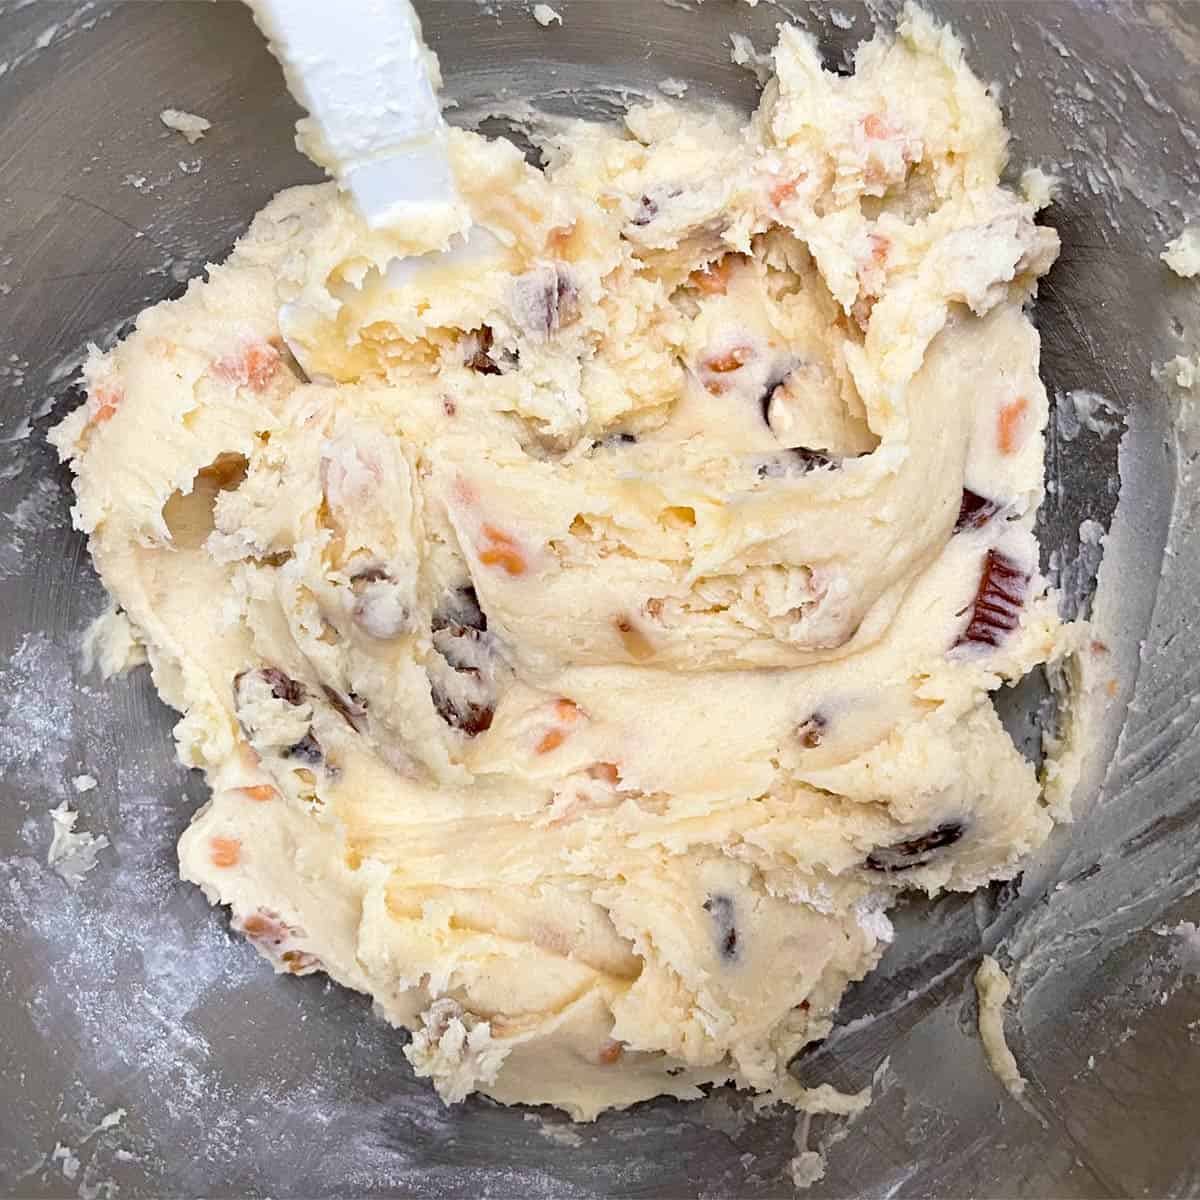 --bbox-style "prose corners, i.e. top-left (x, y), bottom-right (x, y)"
top-left (1, 2), bottom-right (1199, 1197)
